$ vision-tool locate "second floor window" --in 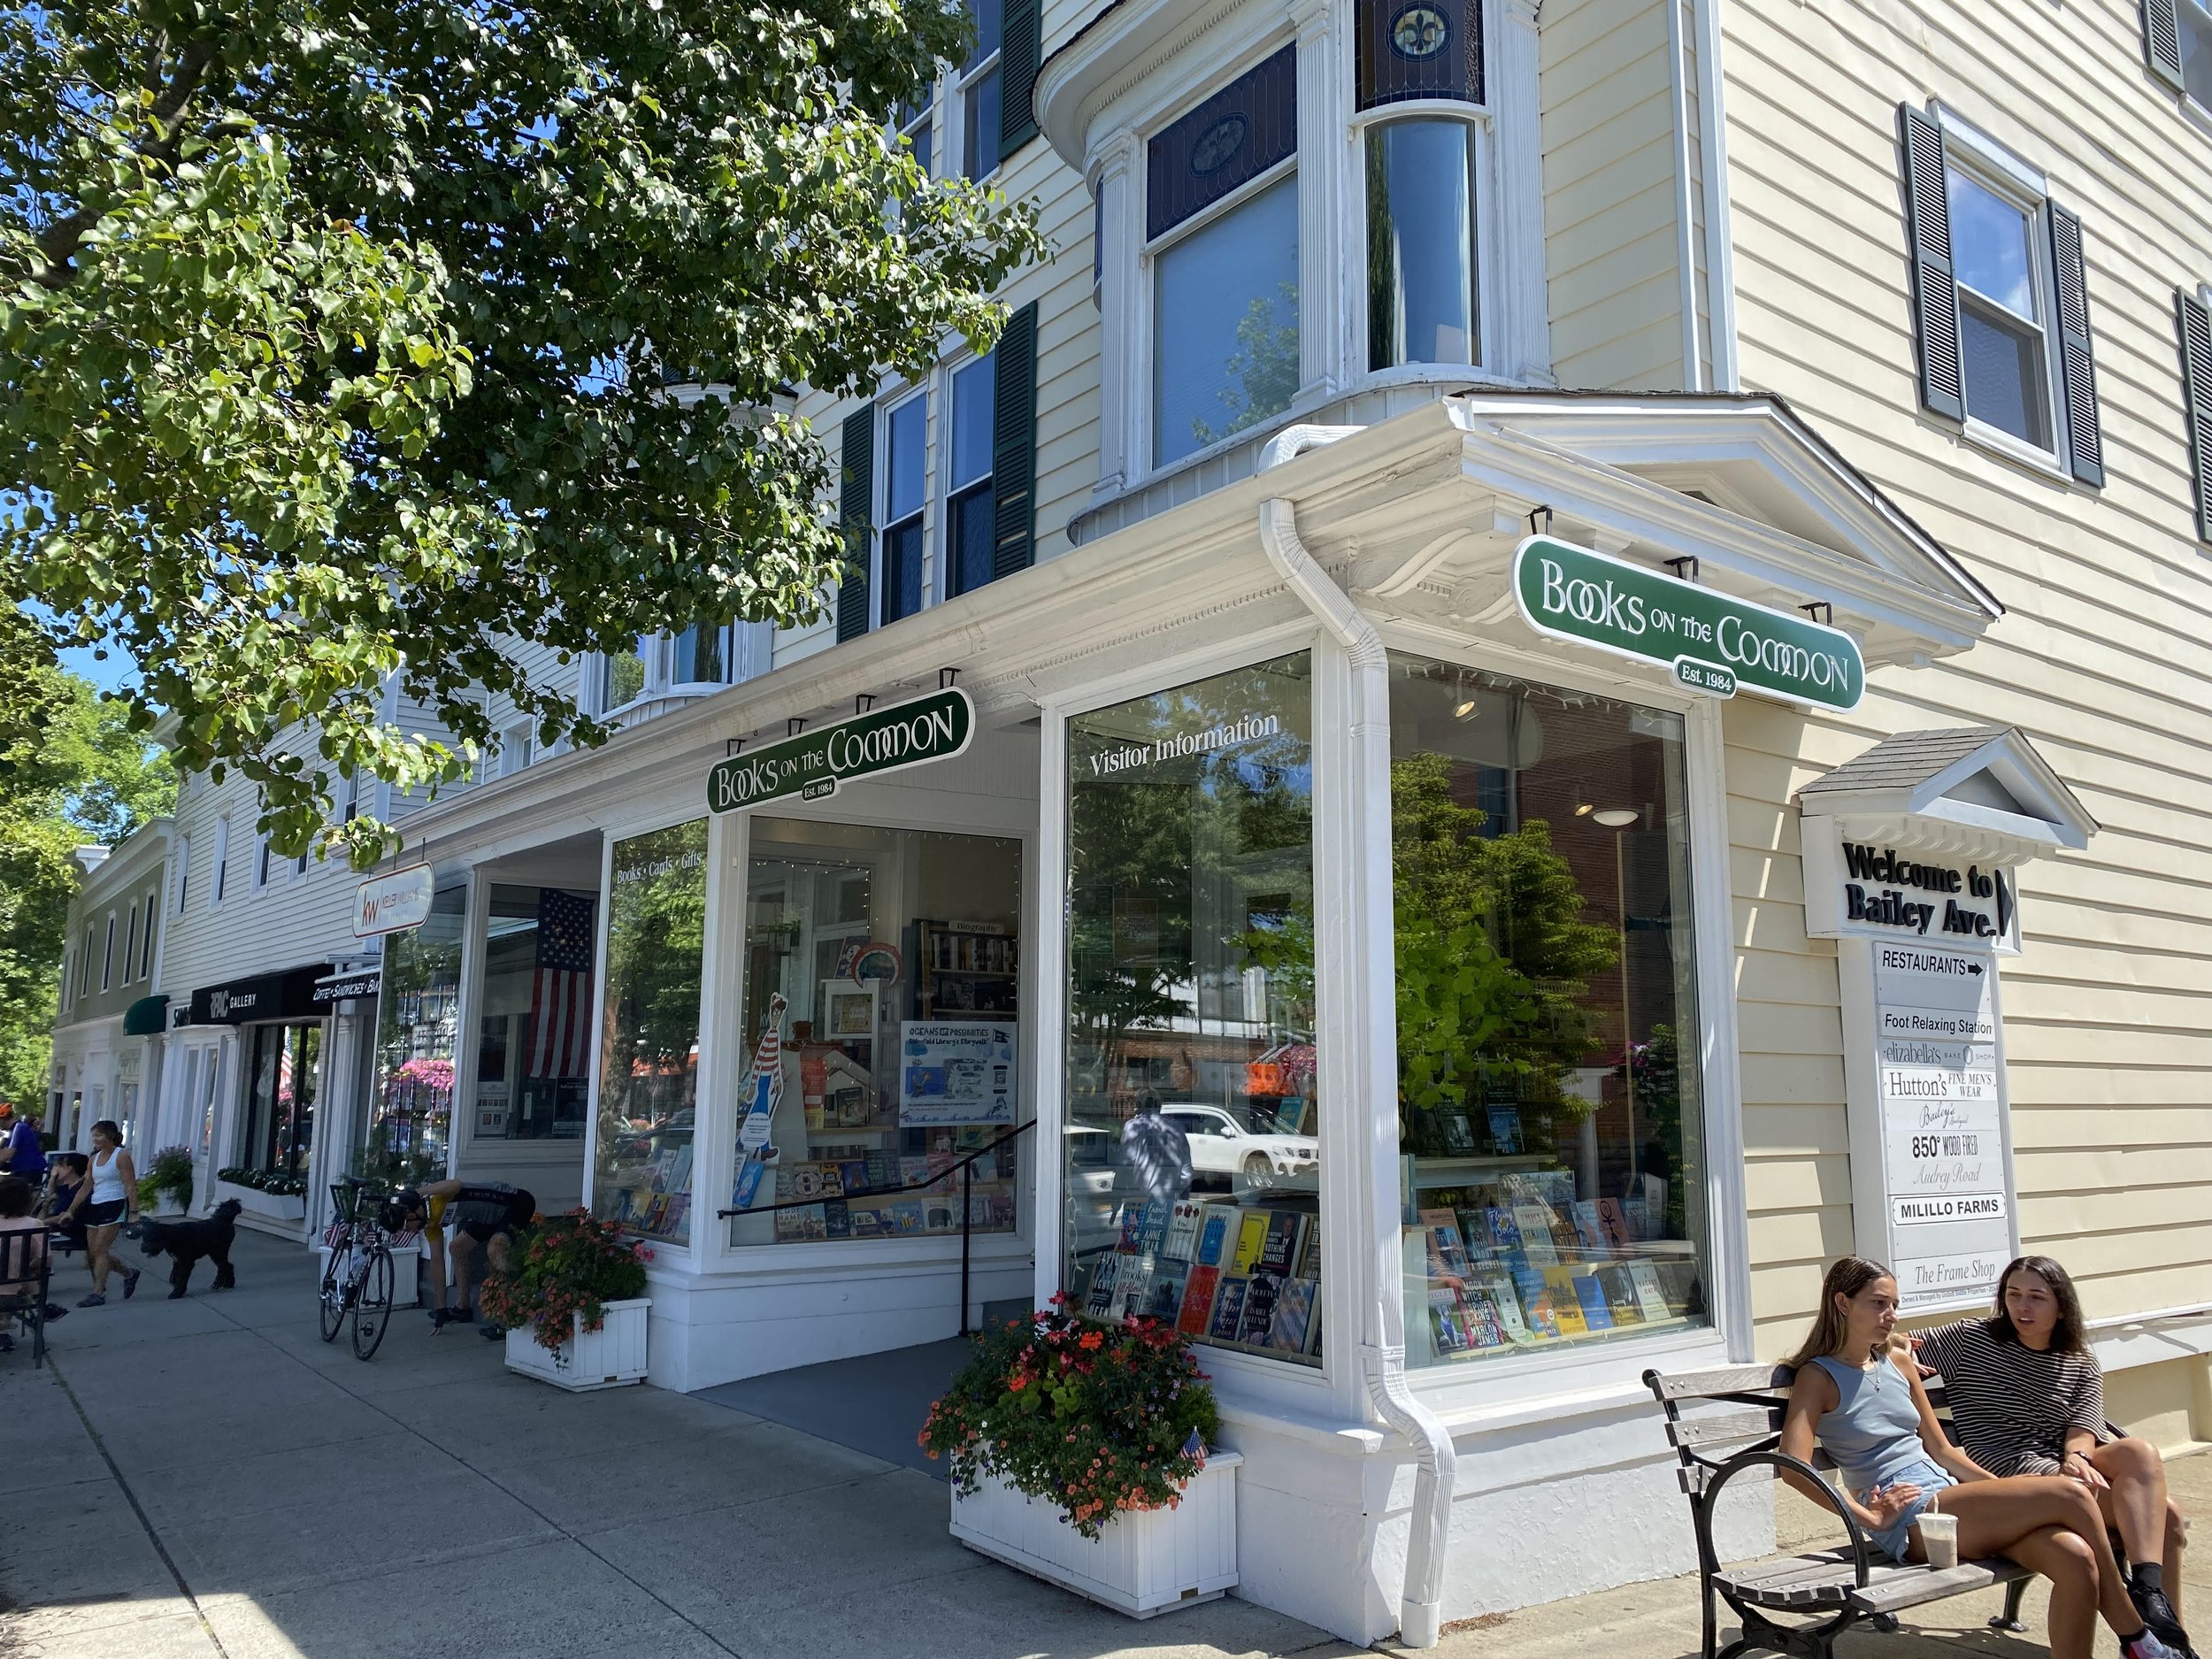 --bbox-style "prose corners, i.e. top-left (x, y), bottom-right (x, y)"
top-left (948, 353), bottom-right (997, 598)
top-left (1946, 164), bottom-right (2050, 451)
top-left (1148, 47), bottom-right (1301, 469)
top-left (882, 392), bottom-right (929, 626)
